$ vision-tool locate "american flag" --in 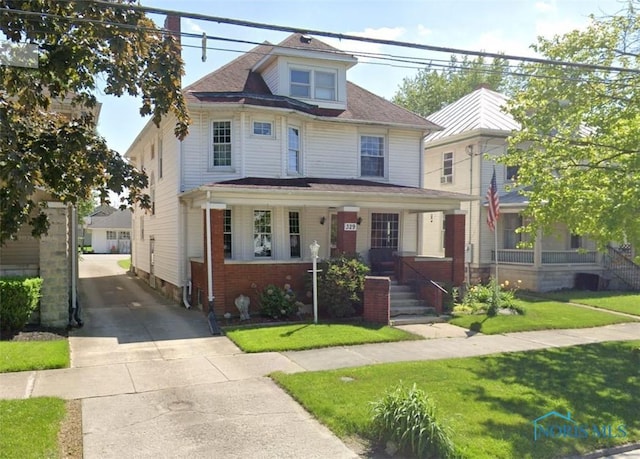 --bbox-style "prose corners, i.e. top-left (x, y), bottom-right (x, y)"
top-left (486, 168), bottom-right (500, 231)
